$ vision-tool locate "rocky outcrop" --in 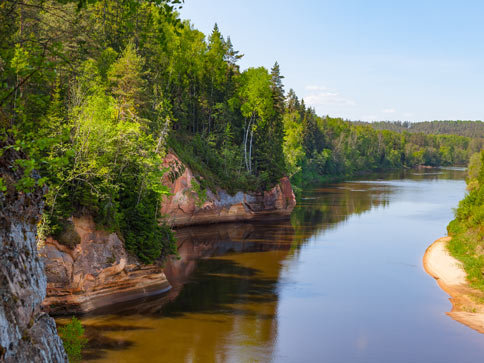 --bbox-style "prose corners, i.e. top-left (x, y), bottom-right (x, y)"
top-left (161, 153), bottom-right (296, 227)
top-left (41, 216), bottom-right (170, 315)
top-left (0, 143), bottom-right (67, 362)
top-left (41, 153), bottom-right (296, 314)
